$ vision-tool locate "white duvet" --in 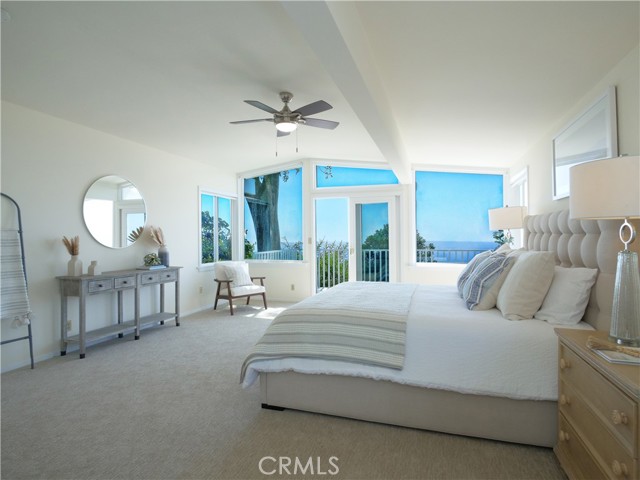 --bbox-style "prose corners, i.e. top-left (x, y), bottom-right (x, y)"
top-left (242, 285), bottom-right (592, 401)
